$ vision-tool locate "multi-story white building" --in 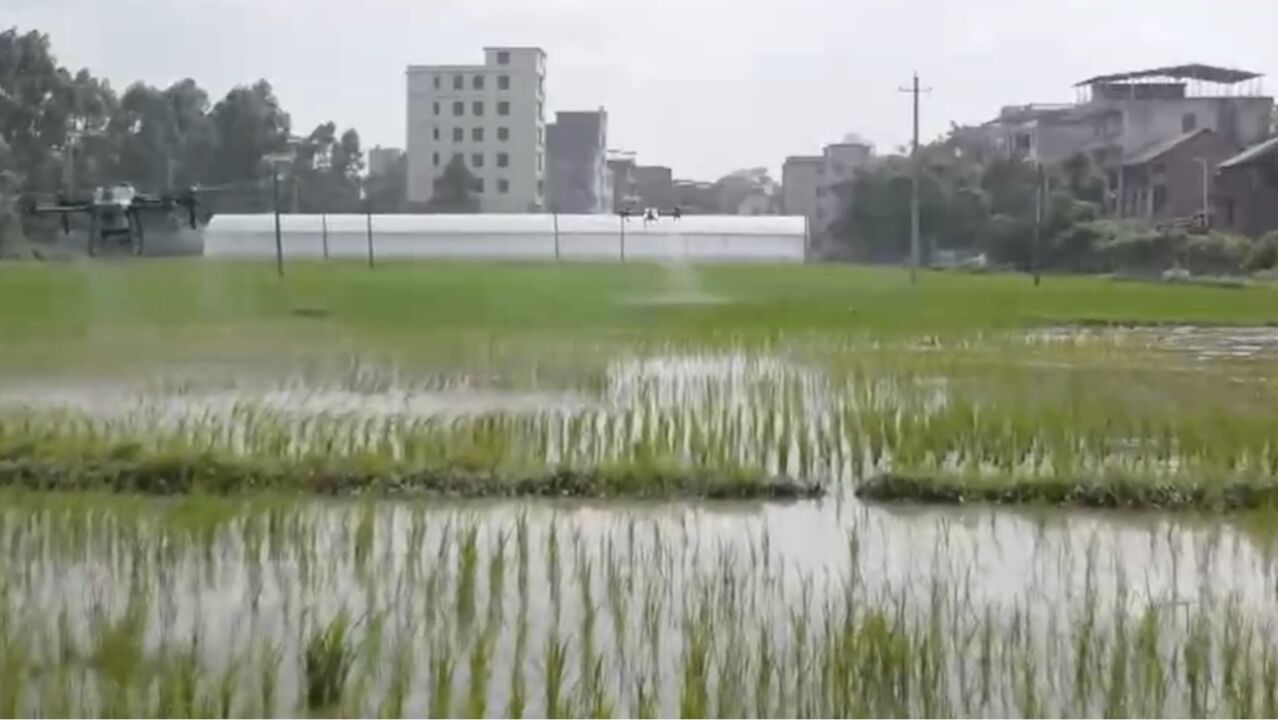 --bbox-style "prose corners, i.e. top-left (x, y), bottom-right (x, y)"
top-left (406, 47), bottom-right (547, 212)
top-left (783, 140), bottom-right (874, 241)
